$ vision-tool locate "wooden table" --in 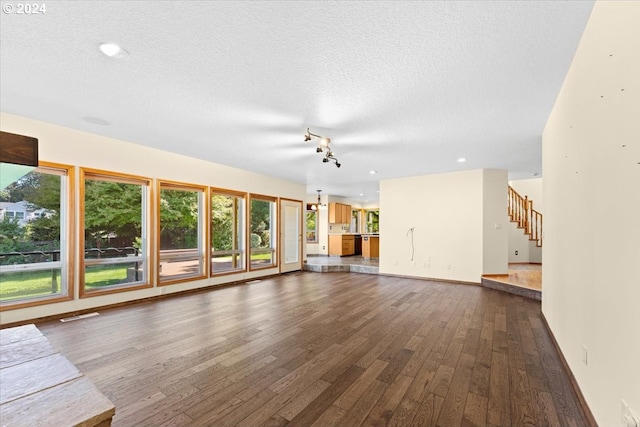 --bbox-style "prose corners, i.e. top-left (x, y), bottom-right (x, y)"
top-left (0, 324), bottom-right (115, 427)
